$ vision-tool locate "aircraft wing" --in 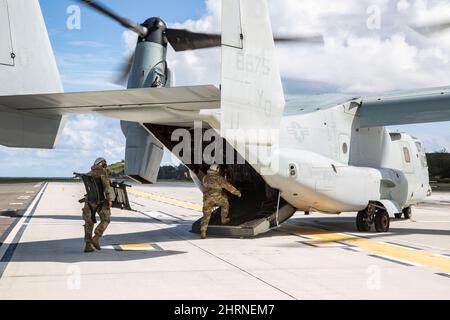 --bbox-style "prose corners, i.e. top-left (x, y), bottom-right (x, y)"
top-left (359, 86), bottom-right (450, 127)
top-left (0, 85), bottom-right (220, 115)
top-left (0, 85), bottom-right (220, 149)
